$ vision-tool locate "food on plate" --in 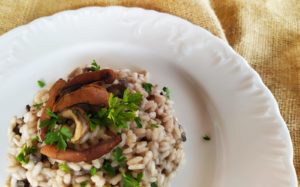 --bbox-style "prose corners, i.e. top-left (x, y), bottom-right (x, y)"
top-left (7, 61), bottom-right (185, 187)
